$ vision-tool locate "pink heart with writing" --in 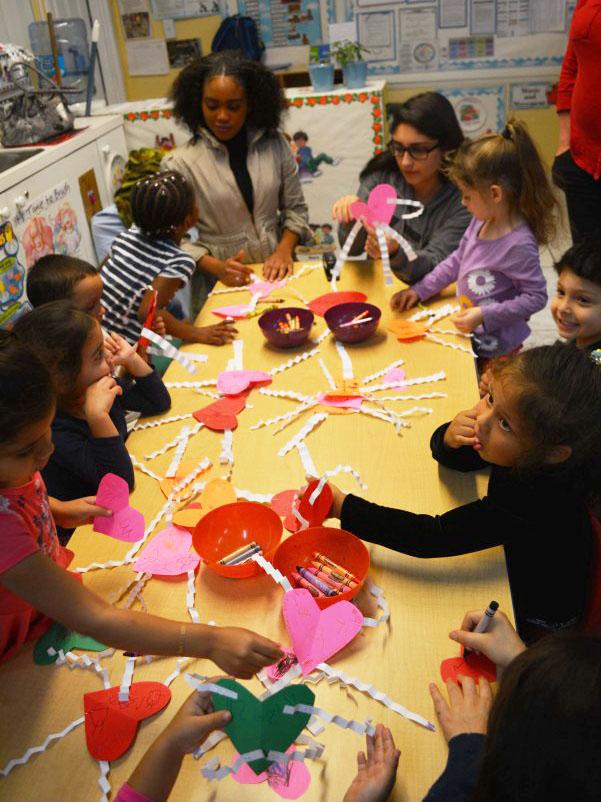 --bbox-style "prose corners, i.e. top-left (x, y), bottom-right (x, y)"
top-left (248, 279), bottom-right (286, 298)
top-left (232, 746), bottom-right (311, 799)
top-left (132, 525), bottom-right (200, 576)
top-left (350, 183), bottom-right (397, 226)
top-left (212, 304), bottom-right (252, 319)
top-left (93, 473), bottom-right (144, 542)
top-left (217, 370), bottom-right (272, 396)
top-left (282, 588), bottom-right (364, 675)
